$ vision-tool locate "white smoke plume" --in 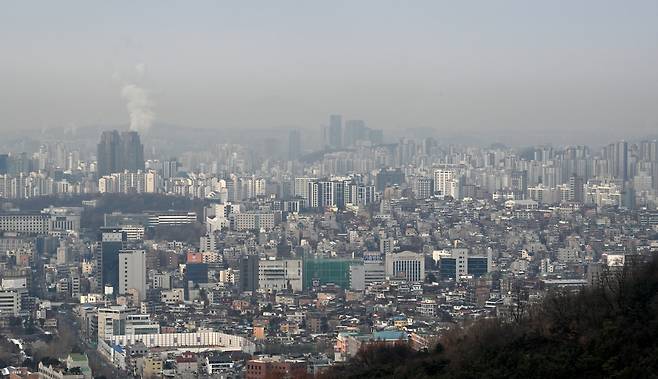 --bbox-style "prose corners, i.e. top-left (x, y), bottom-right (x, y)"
top-left (122, 84), bottom-right (155, 132)
top-left (120, 63), bottom-right (156, 133)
